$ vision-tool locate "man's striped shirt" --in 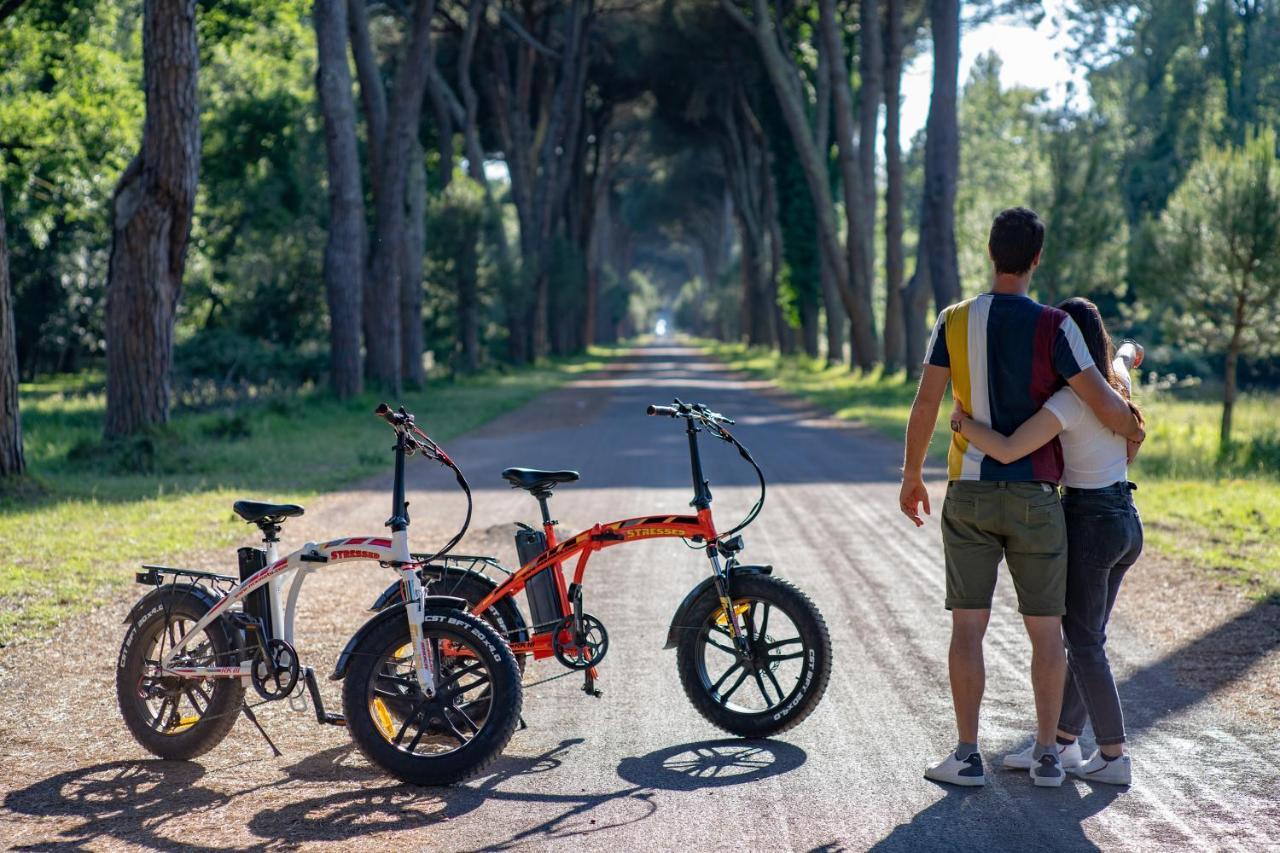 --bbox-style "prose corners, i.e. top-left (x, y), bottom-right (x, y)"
top-left (925, 292), bottom-right (1095, 482)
